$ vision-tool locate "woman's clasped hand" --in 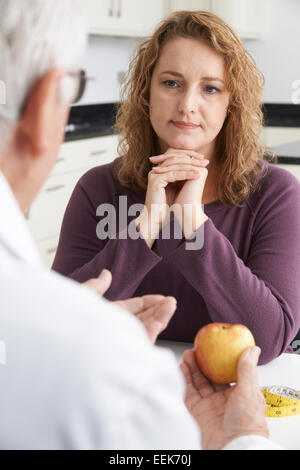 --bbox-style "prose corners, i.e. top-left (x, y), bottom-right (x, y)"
top-left (136, 149), bottom-right (210, 247)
